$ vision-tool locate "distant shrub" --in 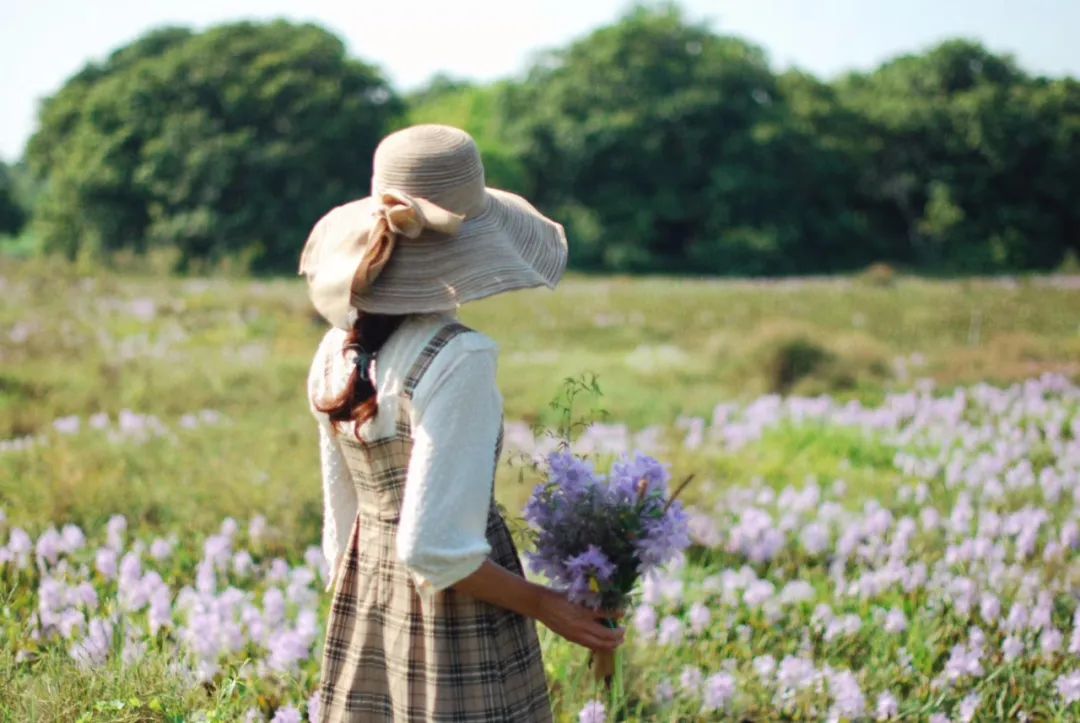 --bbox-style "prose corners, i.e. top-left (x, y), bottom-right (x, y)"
top-left (858, 262), bottom-right (897, 287)
top-left (770, 337), bottom-right (832, 394)
top-left (745, 321), bottom-right (891, 395)
top-left (1056, 249), bottom-right (1080, 275)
